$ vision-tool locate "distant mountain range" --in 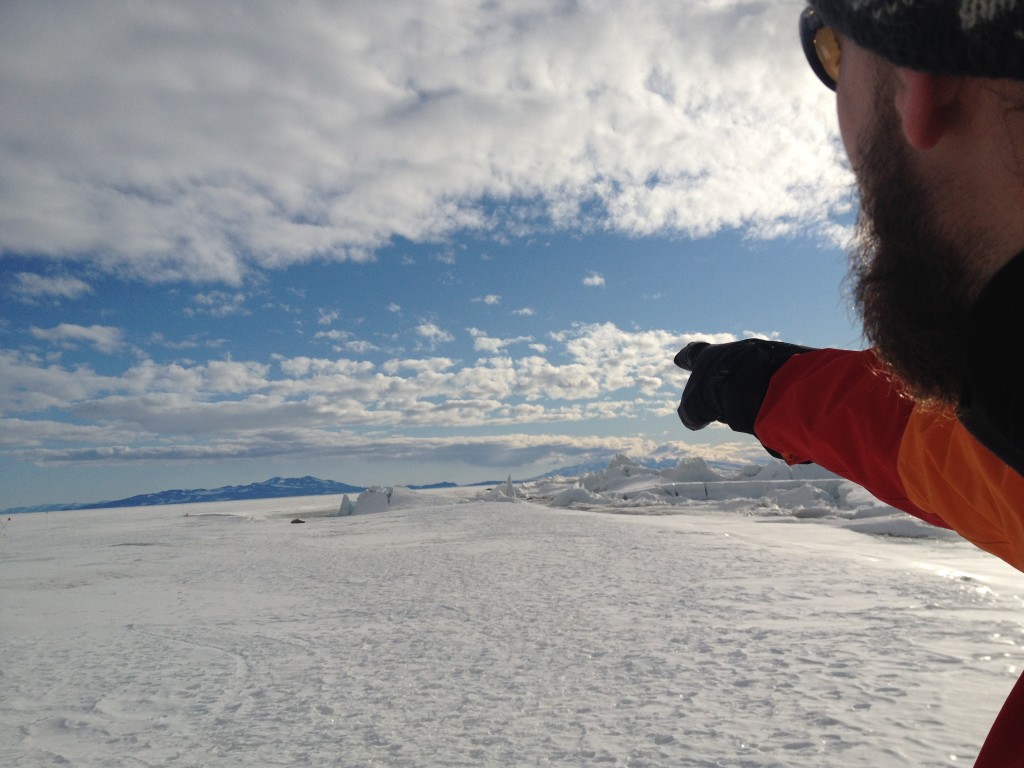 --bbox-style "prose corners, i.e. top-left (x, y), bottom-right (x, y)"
top-left (4, 475), bottom-right (456, 515)
top-left (3, 456), bottom-right (746, 515)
